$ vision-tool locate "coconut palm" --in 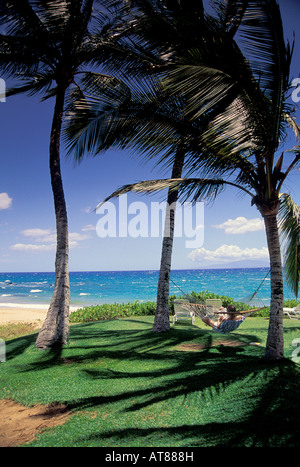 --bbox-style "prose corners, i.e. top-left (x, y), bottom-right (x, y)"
top-left (97, 0), bottom-right (299, 360)
top-left (65, 0), bottom-right (251, 332)
top-left (0, 0), bottom-right (128, 349)
top-left (164, 0), bottom-right (300, 361)
top-left (65, 76), bottom-right (206, 332)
